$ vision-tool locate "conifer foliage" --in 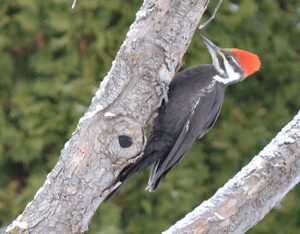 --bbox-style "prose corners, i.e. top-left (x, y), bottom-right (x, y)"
top-left (0, 0), bottom-right (299, 233)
